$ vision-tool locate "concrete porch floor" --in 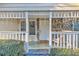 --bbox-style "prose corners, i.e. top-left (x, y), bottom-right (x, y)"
top-left (29, 40), bottom-right (49, 49)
